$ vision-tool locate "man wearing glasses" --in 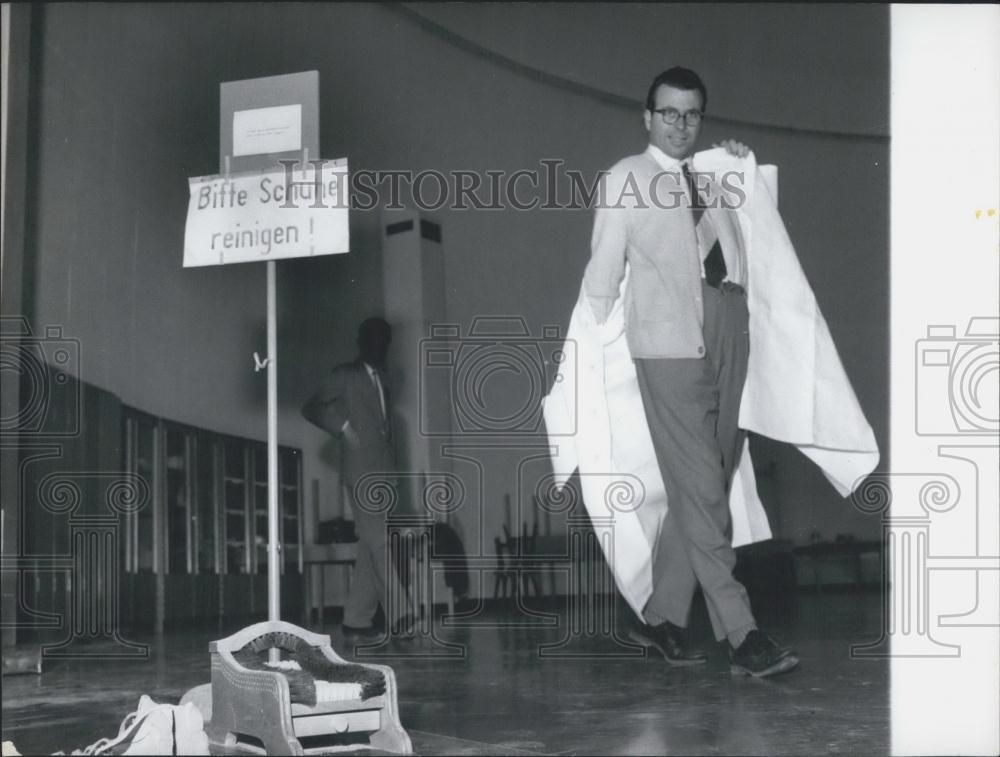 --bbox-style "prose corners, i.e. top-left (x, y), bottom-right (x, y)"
top-left (582, 67), bottom-right (799, 678)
